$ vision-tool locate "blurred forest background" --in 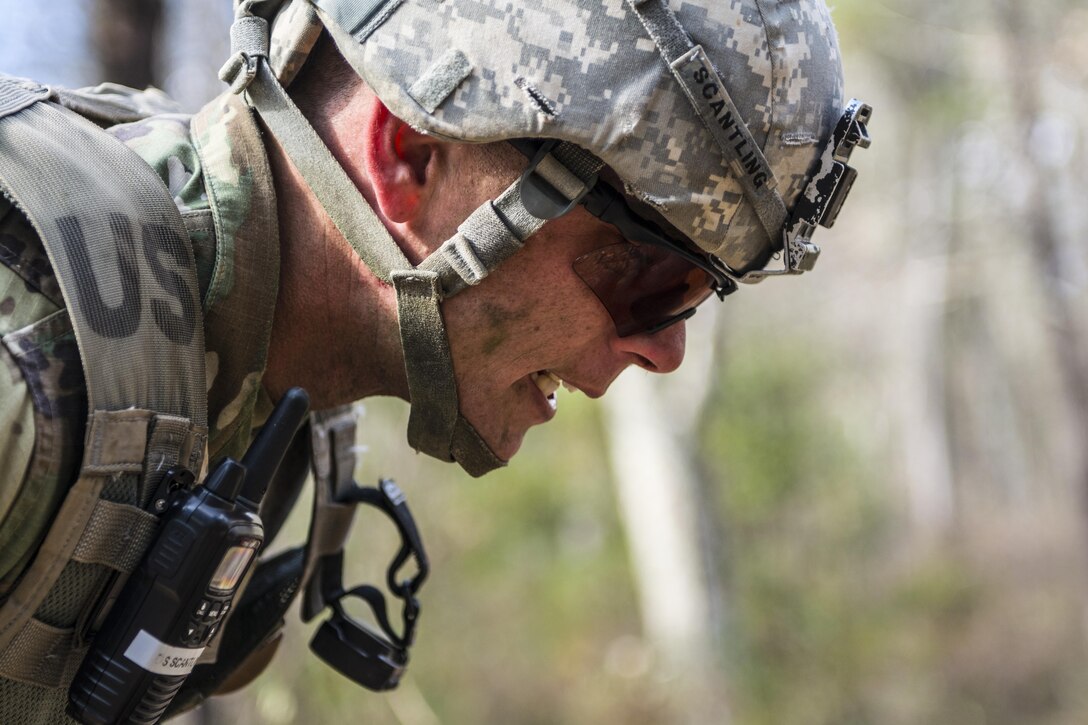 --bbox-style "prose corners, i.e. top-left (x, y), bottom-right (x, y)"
top-left (3, 0), bottom-right (1087, 723)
